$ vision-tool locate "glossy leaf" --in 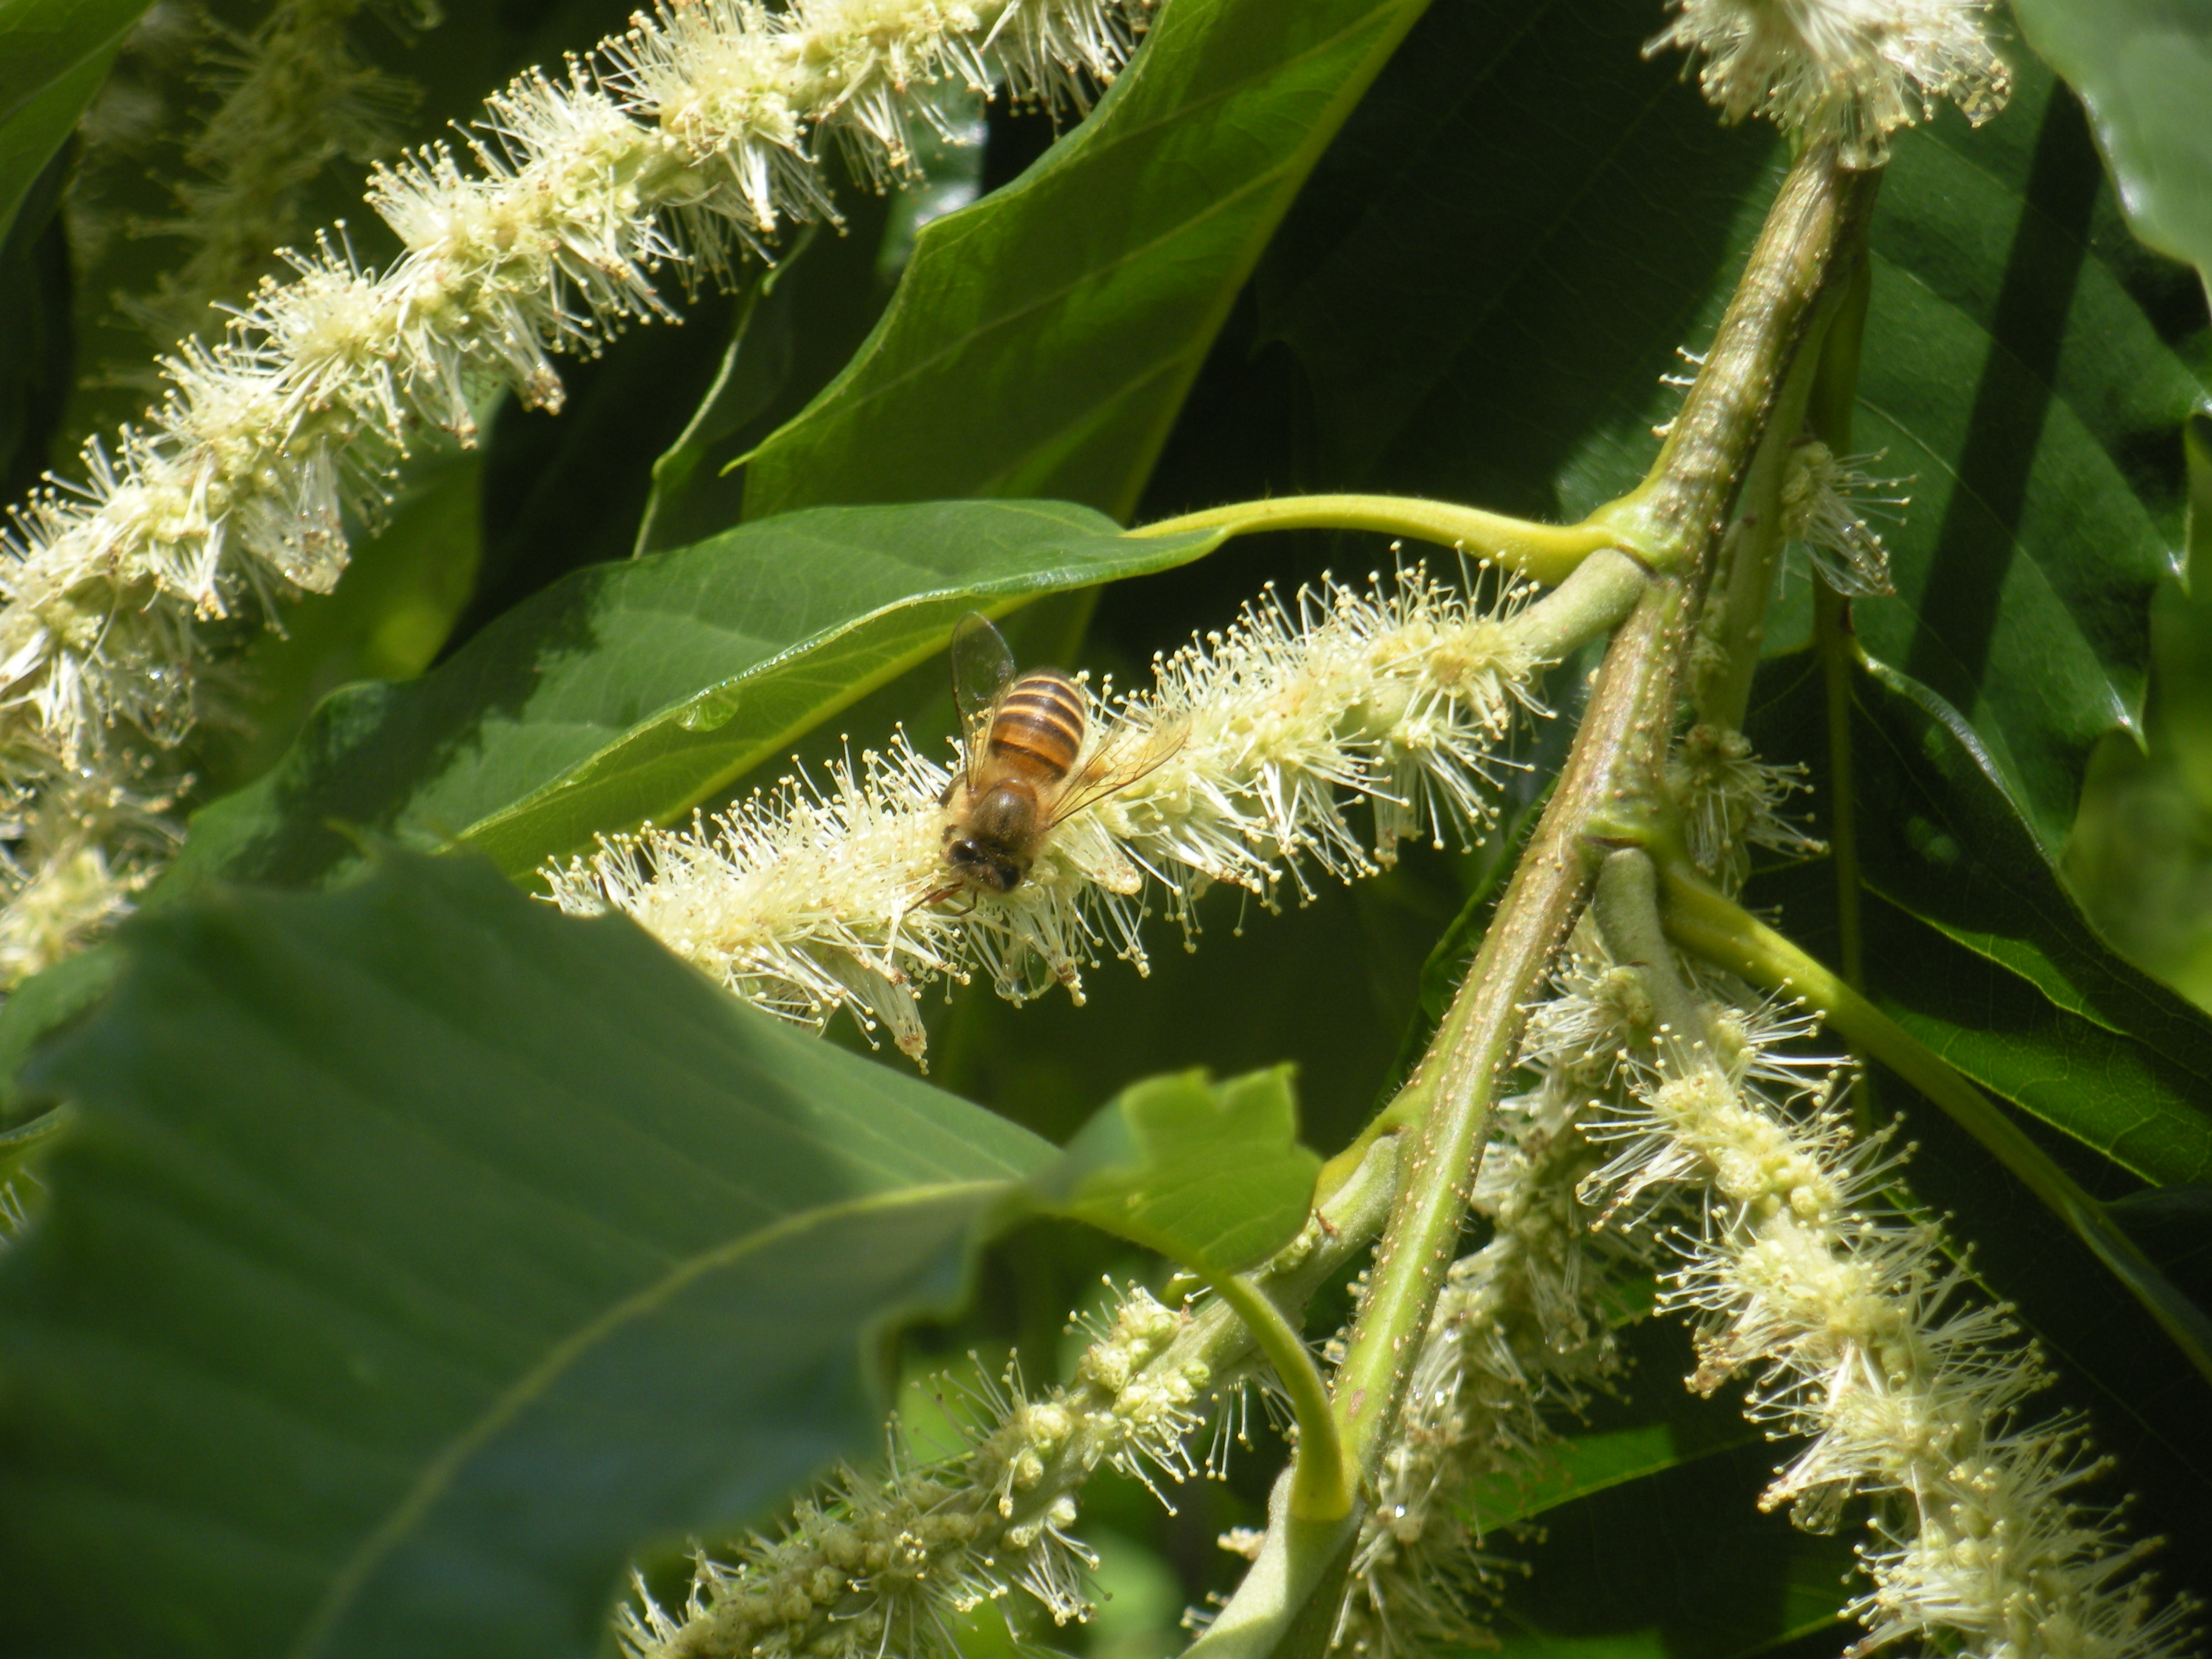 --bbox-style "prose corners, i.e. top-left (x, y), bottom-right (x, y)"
top-left (1248, 0), bottom-right (2207, 856)
top-left (0, 1), bottom-right (152, 247)
top-left (739, 0), bottom-right (1432, 522)
top-left (1028, 1067), bottom-right (1320, 1275)
top-left (2013, 0), bottom-right (2212, 291)
top-left (1842, 66), bottom-right (2209, 854)
top-left (0, 851), bottom-right (1050, 1659)
top-left (158, 501), bottom-right (1223, 894)
top-left (1817, 652), bottom-right (2212, 1185)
